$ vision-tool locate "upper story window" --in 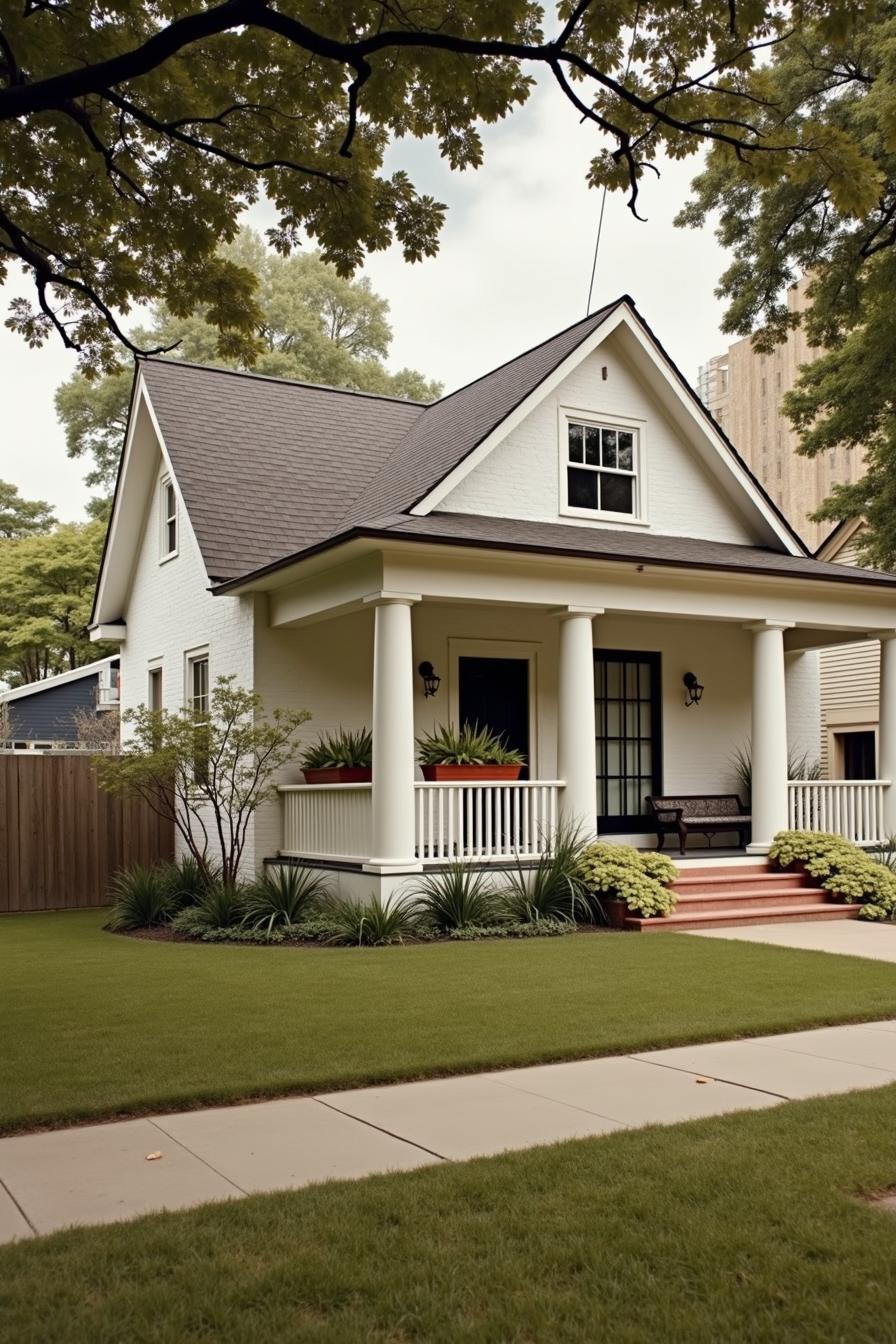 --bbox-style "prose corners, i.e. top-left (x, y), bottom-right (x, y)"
top-left (188, 653), bottom-right (209, 716)
top-left (160, 477), bottom-right (177, 560)
top-left (562, 418), bottom-right (640, 521)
